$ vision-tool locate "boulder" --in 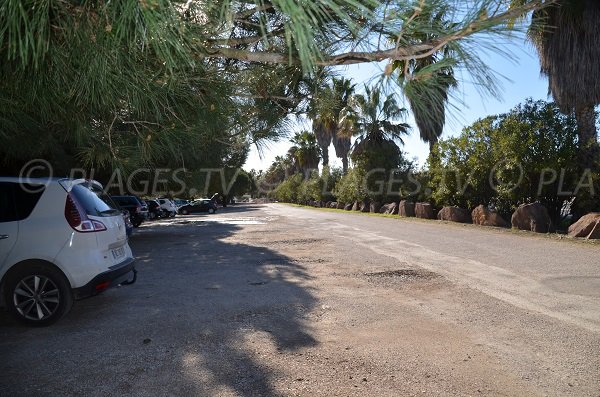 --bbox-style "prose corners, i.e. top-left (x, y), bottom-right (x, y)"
top-left (379, 202), bottom-right (398, 215)
top-left (370, 201), bottom-right (382, 213)
top-left (337, 202), bottom-right (346, 210)
top-left (399, 200), bottom-right (415, 217)
top-left (388, 202), bottom-right (399, 215)
top-left (325, 201), bottom-right (332, 208)
top-left (415, 202), bottom-right (435, 219)
top-left (344, 203), bottom-right (353, 211)
top-left (511, 202), bottom-right (552, 233)
top-left (352, 201), bottom-right (360, 211)
top-left (359, 199), bottom-right (370, 213)
top-left (471, 205), bottom-right (508, 227)
top-left (437, 206), bottom-right (471, 223)
top-left (329, 202), bottom-right (337, 209)
top-left (568, 212), bottom-right (600, 239)
top-left (379, 203), bottom-right (393, 214)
